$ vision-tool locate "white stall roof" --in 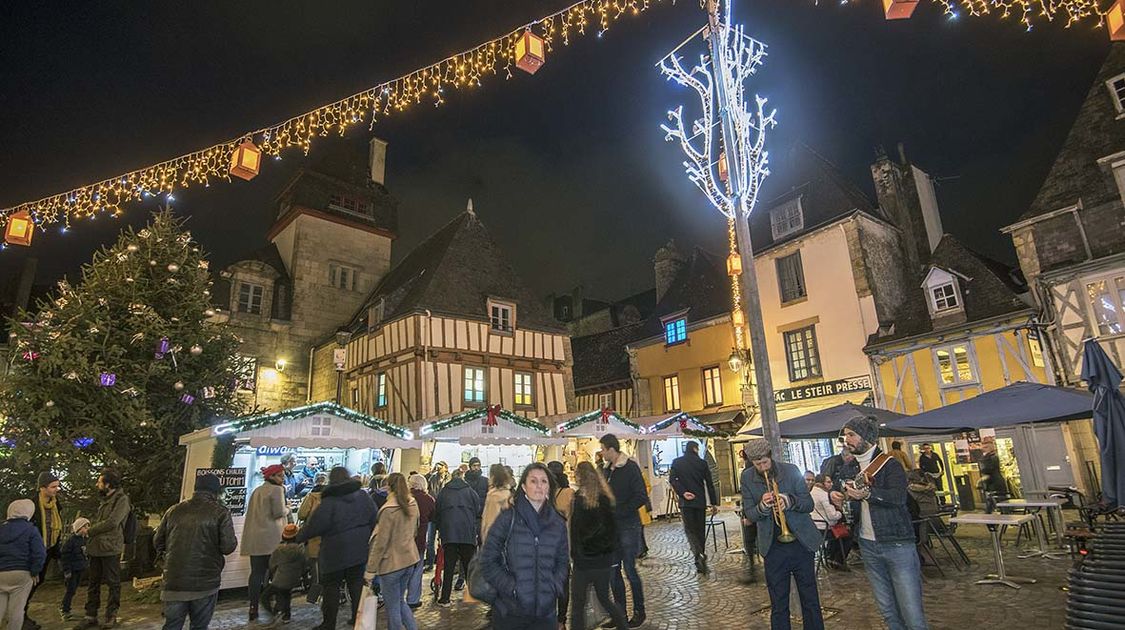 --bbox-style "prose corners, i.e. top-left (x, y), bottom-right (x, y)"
top-left (202, 401), bottom-right (422, 449)
top-left (633, 411), bottom-right (717, 440)
top-left (419, 406), bottom-right (566, 446)
top-left (543, 409), bottom-right (645, 439)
